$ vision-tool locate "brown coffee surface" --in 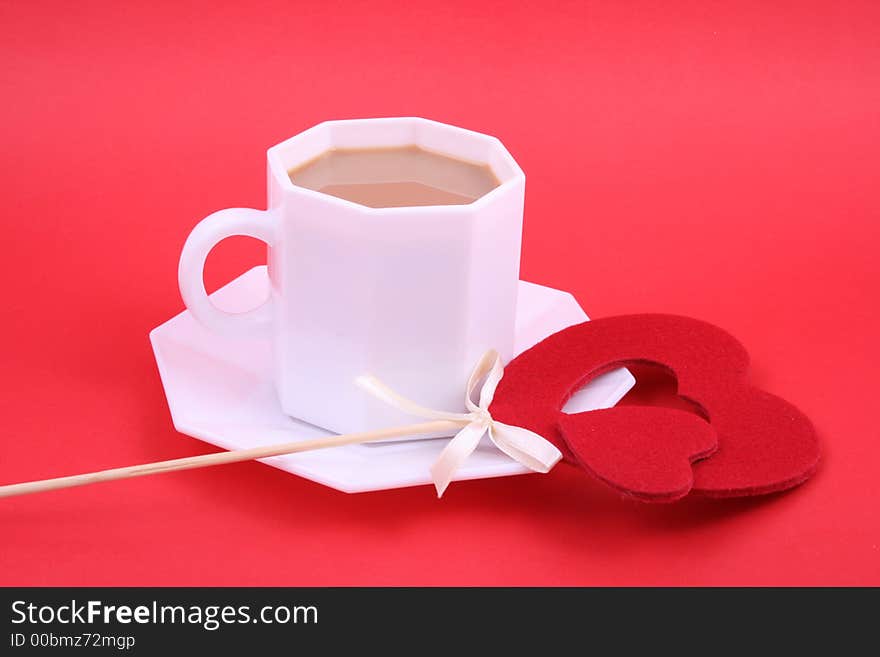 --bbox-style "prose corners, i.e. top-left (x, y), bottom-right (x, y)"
top-left (287, 145), bottom-right (500, 208)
